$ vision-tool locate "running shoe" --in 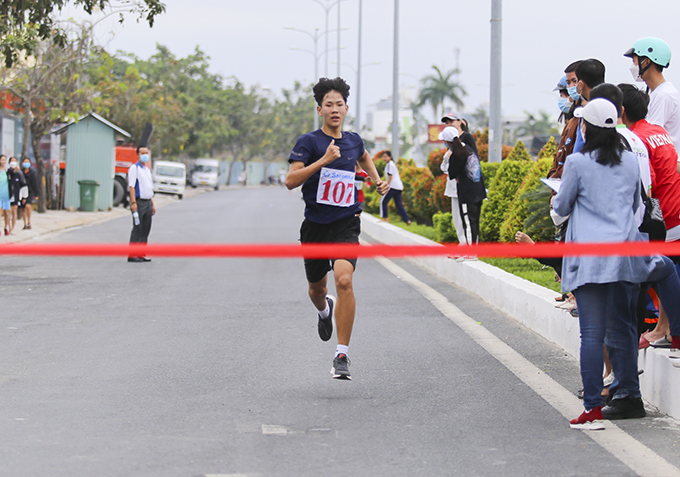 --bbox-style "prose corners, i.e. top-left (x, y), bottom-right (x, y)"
top-left (318, 295), bottom-right (335, 342)
top-left (331, 353), bottom-right (351, 380)
top-left (570, 406), bottom-right (604, 430)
